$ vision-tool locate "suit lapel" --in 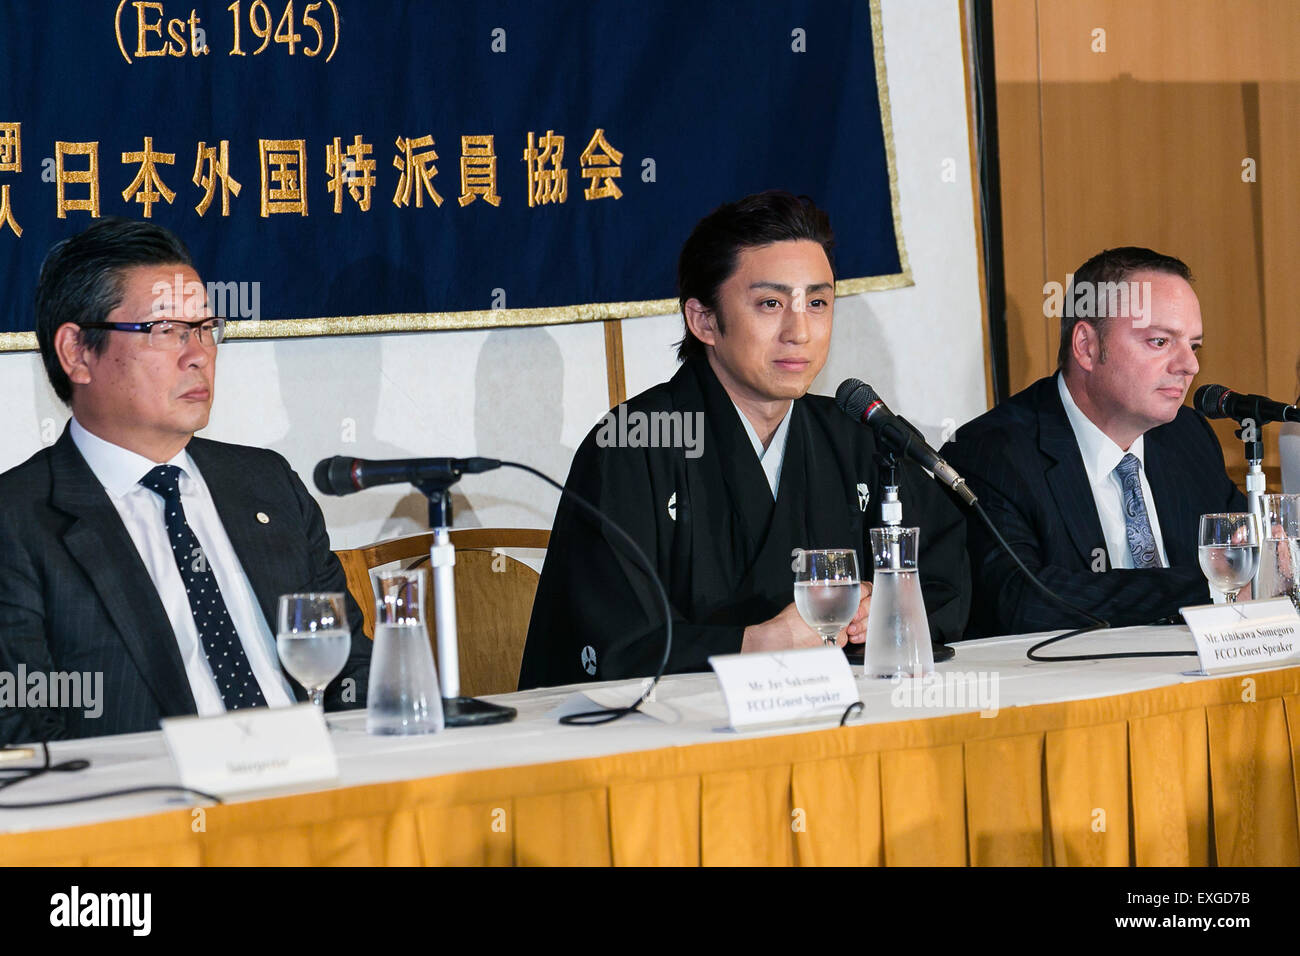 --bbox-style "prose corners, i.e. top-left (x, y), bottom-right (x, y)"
top-left (186, 439), bottom-right (283, 631)
top-left (1145, 425), bottom-right (1195, 567)
top-left (49, 430), bottom-right (196, 716)
top-left (1037, 378), bottom-right (1109, 567)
